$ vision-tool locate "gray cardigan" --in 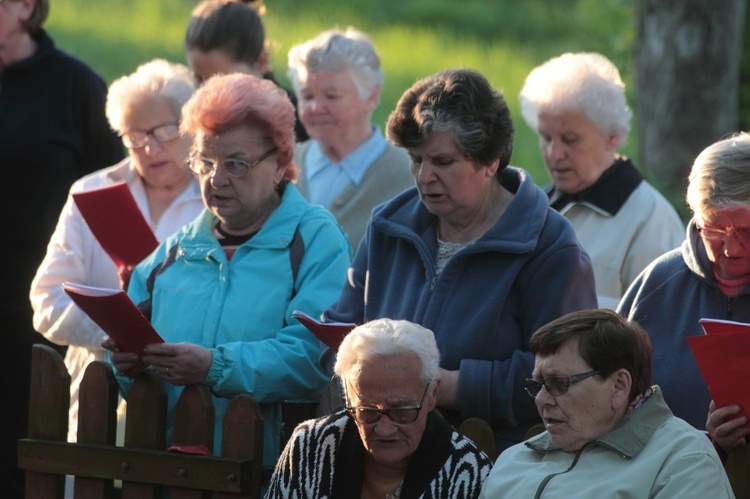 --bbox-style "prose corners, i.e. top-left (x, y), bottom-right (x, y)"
top-left (294, 140), bottom-right (413, 251)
